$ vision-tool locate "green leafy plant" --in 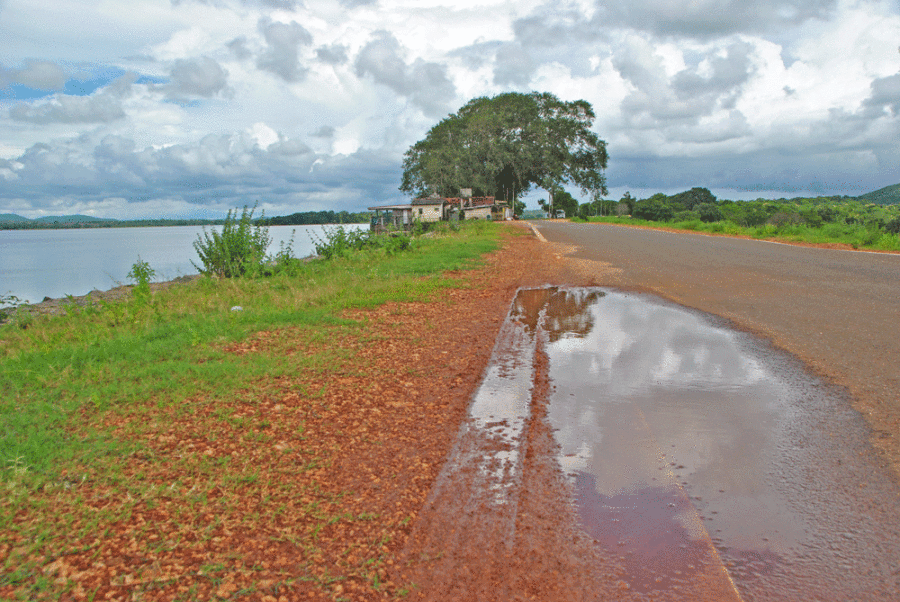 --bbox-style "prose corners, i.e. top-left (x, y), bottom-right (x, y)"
top-left (310, 226), bottom-right (413, 259)
top-left (193, 204), bottom-right (272, 277)
top-left (127, 257), bottom-right (156, 303)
